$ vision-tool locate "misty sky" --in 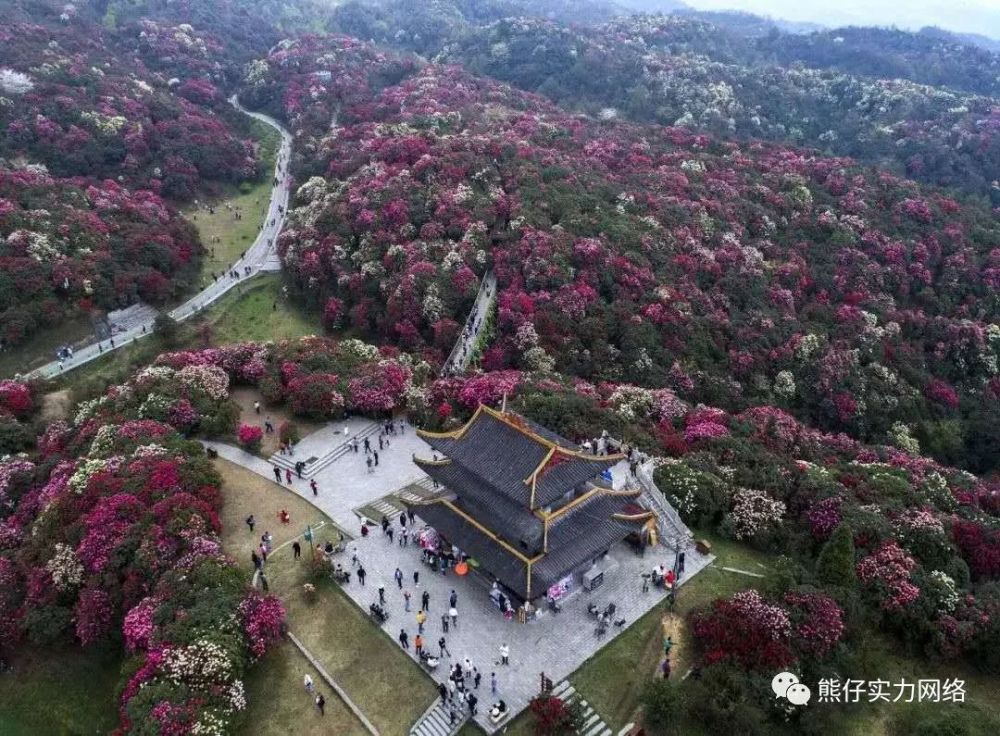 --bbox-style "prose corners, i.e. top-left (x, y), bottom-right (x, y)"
top-left (684, 0), bottom-right (1000, 38)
